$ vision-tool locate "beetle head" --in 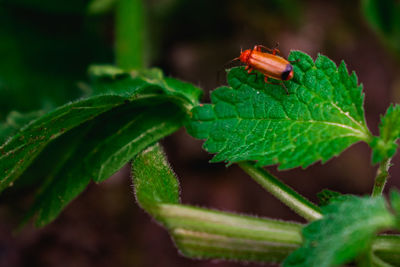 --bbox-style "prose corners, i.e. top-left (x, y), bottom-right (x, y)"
top-left (239, 49), bottom-right (251, 63)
